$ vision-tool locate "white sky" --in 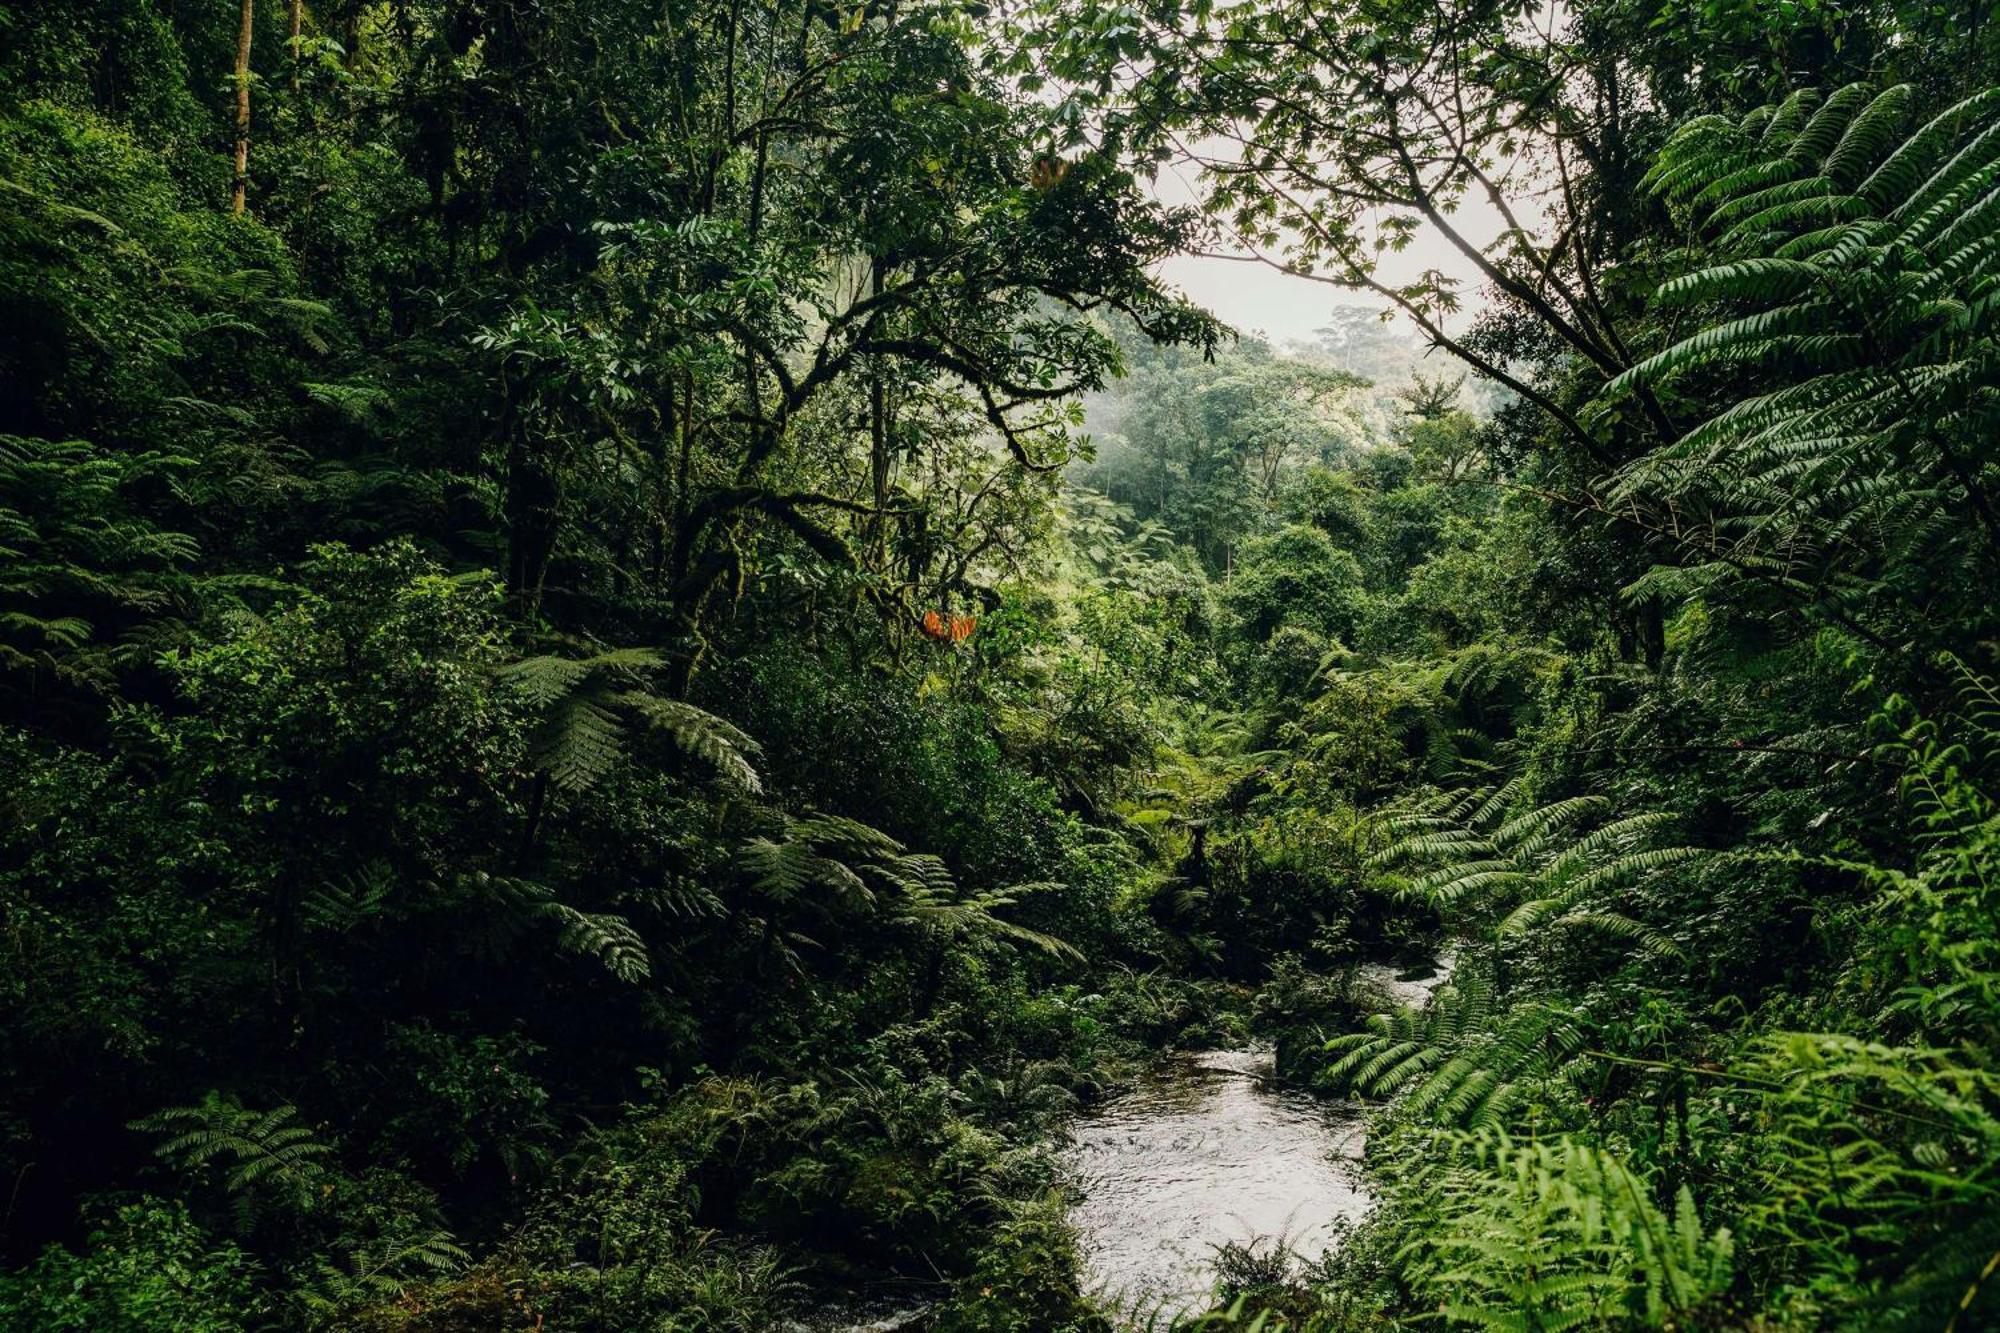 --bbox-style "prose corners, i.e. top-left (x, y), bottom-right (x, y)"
top-left (1146, 148), bottom-right (1512, 350)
